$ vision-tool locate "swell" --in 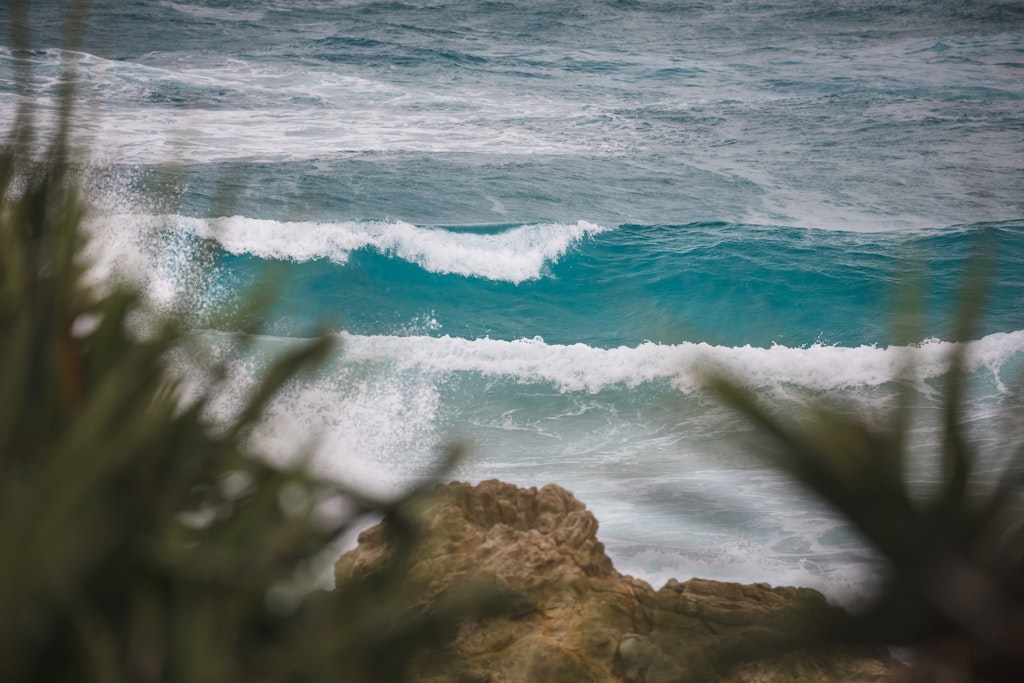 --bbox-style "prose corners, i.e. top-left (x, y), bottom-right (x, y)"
top-left (87, 213), bottom-right (1024, 348)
